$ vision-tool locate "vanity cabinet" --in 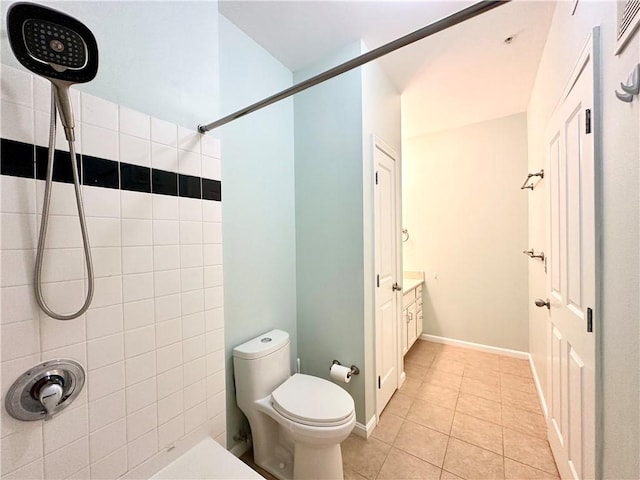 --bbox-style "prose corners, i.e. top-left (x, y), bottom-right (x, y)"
top-left (401, 282), bottom-right (423, 355)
